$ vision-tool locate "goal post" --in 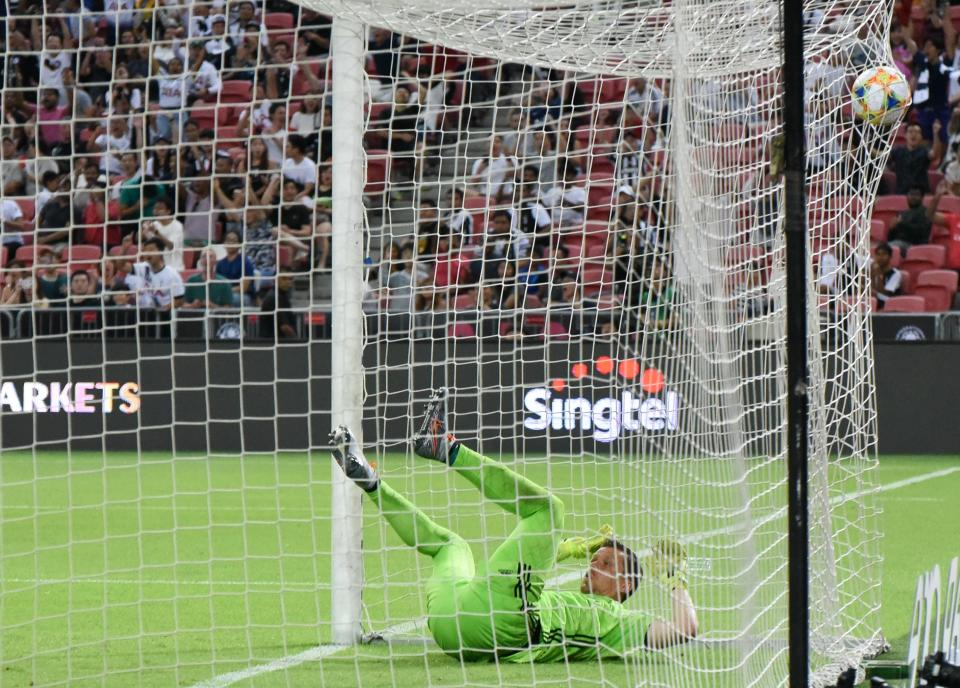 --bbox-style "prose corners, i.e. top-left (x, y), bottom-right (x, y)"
top-left (313, 0), bottom-right (888, 684)
top-left (329, 16), bottom-right (367, 646)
